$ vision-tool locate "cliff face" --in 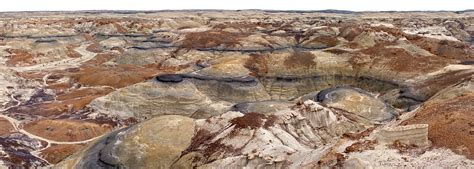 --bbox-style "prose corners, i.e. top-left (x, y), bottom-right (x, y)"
top-left (0, 10), bottom-right (472, 168)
